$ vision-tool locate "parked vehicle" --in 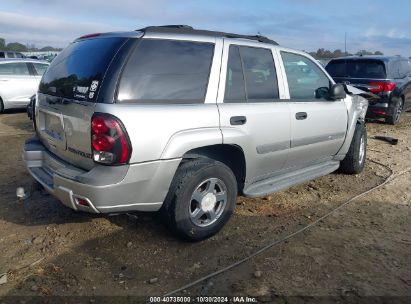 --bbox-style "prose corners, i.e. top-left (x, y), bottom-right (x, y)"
top-left (23, 26), bottom-right (368, 240)
top-left (0, 59), bottom-right (49, 112)
top-left (0, 51), bottom-right (25, 59)
top-left (326, 55), bottom-right (411, 124)
top-left (27, 94), bottom-right (35, 120)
